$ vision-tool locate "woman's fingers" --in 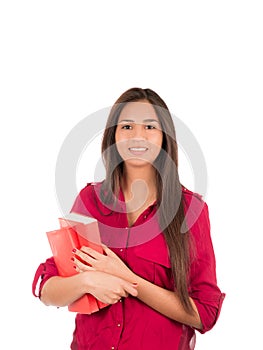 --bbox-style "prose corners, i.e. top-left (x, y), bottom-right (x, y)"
top-left (108, 288), bottom-right (131, 304)
top-left (85, 271), bottom-right (138, 304)
top-left (73, 257), bottom-right (95, 272)
top-left (101, 244), bottom-right (117, 257)
top-left (80, 246), bottom-right (104, 260)
top-left (73, 248), bottom-right (97, 266)
top-left (123, 281), bottom-right (138, 297)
